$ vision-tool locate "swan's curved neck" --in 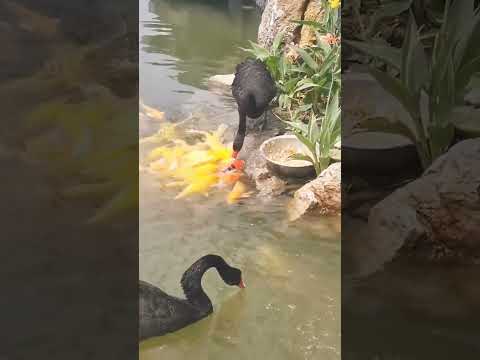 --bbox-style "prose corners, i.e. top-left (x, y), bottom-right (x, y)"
top-left (180, 255), bottom-right (225, 312)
